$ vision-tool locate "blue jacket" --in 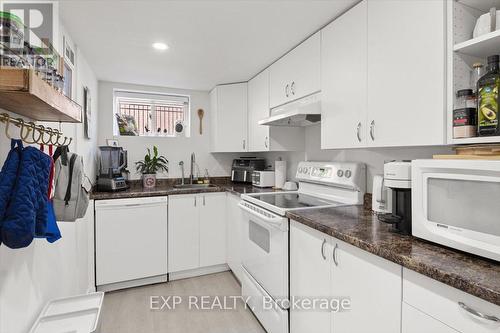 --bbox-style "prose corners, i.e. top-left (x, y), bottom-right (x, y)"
top-left (2, 145), bottom-right (51, 249)
top-left (0, 140), bottom-right (23, 246)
